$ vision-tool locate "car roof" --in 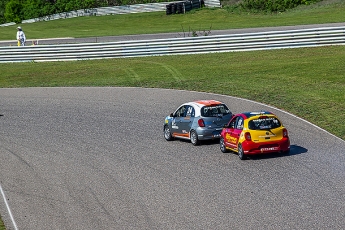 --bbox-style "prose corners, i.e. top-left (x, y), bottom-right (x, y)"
top-left (240, 111), bottom-right (275, 119)
top-left (184, 100), bottom-right (224, 108)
